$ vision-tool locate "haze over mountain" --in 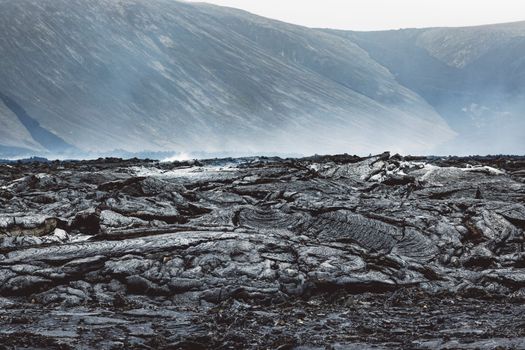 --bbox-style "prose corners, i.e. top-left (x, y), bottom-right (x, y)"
top-left (0, 0), bottom-right (522, 158)
top-left (333, 21), bottom-right (525, 155)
